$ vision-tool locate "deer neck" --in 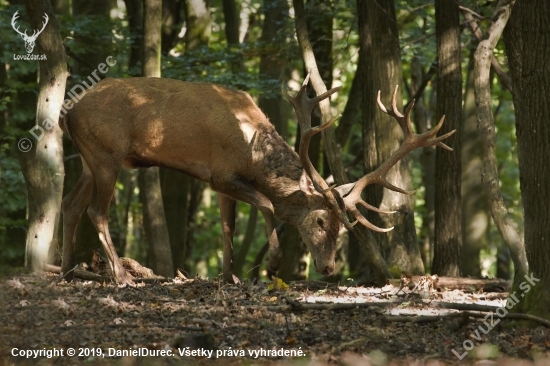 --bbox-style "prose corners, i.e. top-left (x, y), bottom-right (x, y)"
top-left (247, 129), bottom-right (309, 225)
